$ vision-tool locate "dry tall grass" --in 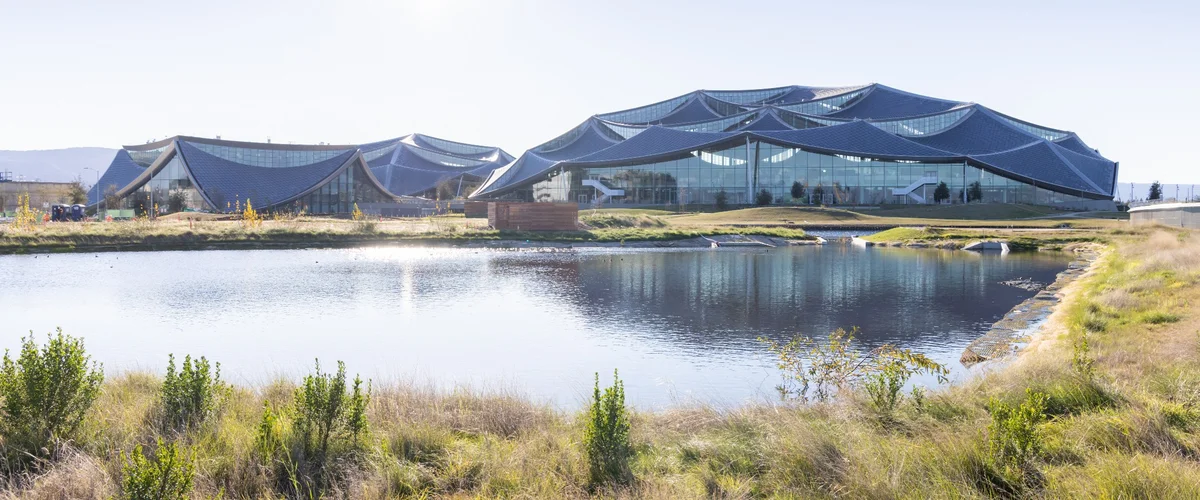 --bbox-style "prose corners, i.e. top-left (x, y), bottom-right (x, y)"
top-left (2, 228), bottom-right (1199, 498)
